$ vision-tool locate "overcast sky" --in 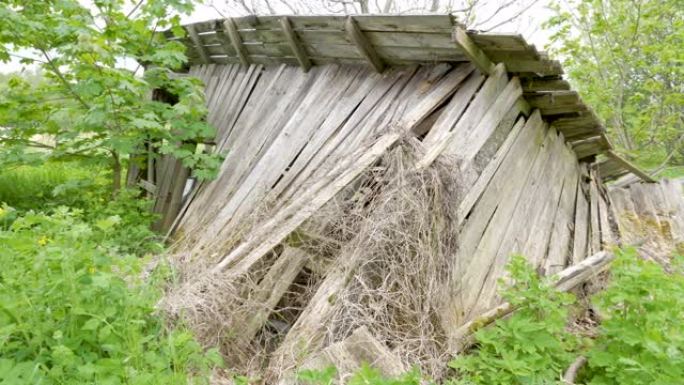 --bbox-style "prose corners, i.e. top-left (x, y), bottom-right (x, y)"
top-left (0, 0), bottom-right (554, 74)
